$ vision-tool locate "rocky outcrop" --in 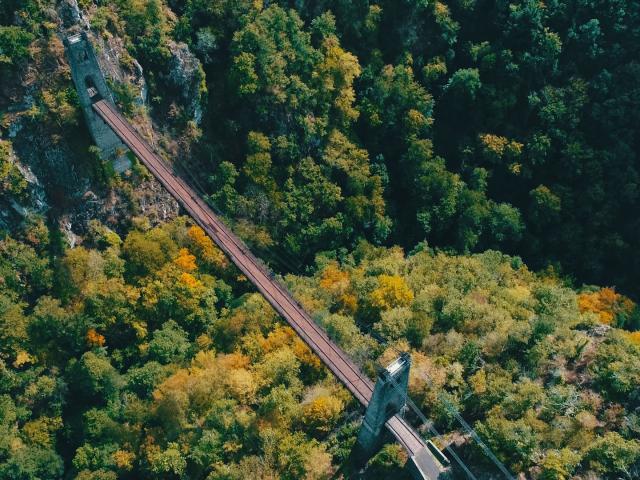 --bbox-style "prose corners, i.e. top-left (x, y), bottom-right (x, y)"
top-left (0, 3), bottom-right (183, 246)
top-left (64, 177), bottom-right (179, 243)
top-left (134, 178), bottom-right (181, 224)
top-left (93, 33), bottom-right (148, 107)
top-left (165, 40), bottom-right (205, 125)
top-left (9, 121), bottom-right (87, 204)
top-left (57, 0), bottom-right (88, 30)
top-left (0, 141), bottom-right (49, 231)
top-left (13, 157), bottom-right (48, 213)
